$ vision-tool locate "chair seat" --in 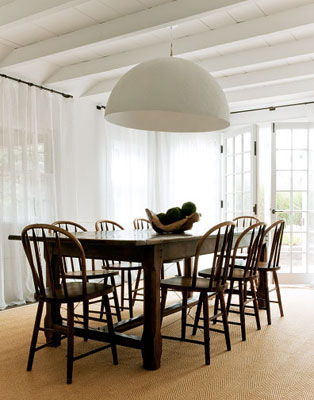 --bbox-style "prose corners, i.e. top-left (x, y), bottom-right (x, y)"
top-left (258, 264), bottom-right (281, 272)
top-left (160, 276), bottom-right (227, 292)
top-left (36, 282), bottom-right (113, 303)
top-left (66, 270), bottom-right (119, 279)
top-left (230, 269), bottom-right (258, 280)
top-left (103, 261), bottom-right (142, 271)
